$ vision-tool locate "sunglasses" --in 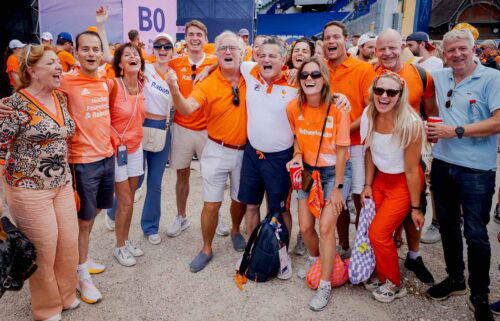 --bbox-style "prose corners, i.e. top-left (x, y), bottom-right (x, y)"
top-left (299, 71), bottom-right (322, 80)
top-left (373, 87), bottom-right (400, 97)
top-left (445, 89), bottom-right (453, 108)
top-left (153, 43), bottom-right (173, 50)
top-left (232, 87), bottom-right (240, 106)
top-left (191, 64), bottom-right (197, 81)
